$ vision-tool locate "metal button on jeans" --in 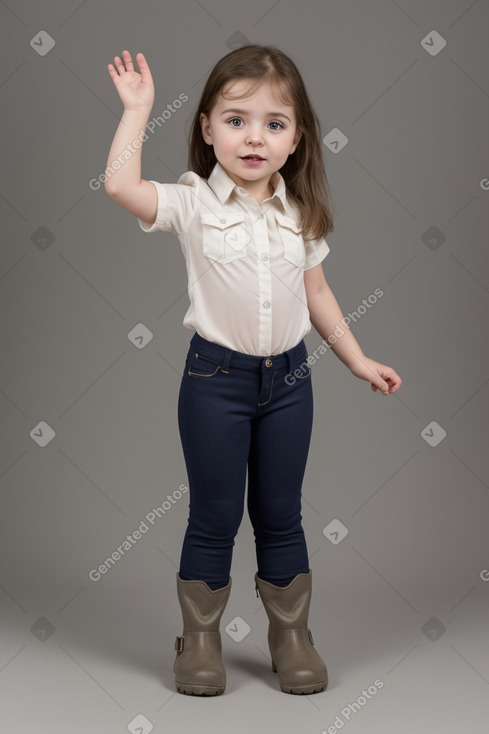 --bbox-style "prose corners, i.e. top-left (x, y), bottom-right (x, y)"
top-left (265, 359), bottom-right (272, 367)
